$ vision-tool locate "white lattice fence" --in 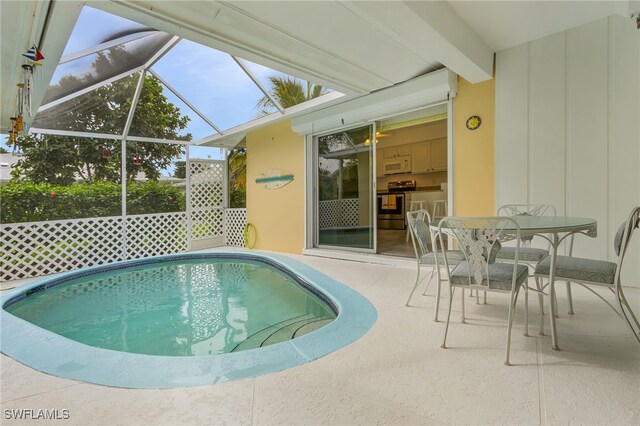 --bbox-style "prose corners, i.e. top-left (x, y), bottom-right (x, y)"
top-left (1, 160), bottom-right (232, 282)
top-left (126, 212), bottom-right (187, 259)
top-left (318, 199), bottom-right (359, 229)
top-left (190, 160), bottom-right (225, 241)
top-left (191, 208), bottom-right (224, 240)
top-left (225, 208), bottom-right (247, 247)
top-left (1, 216), bottom-right (124, 281)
